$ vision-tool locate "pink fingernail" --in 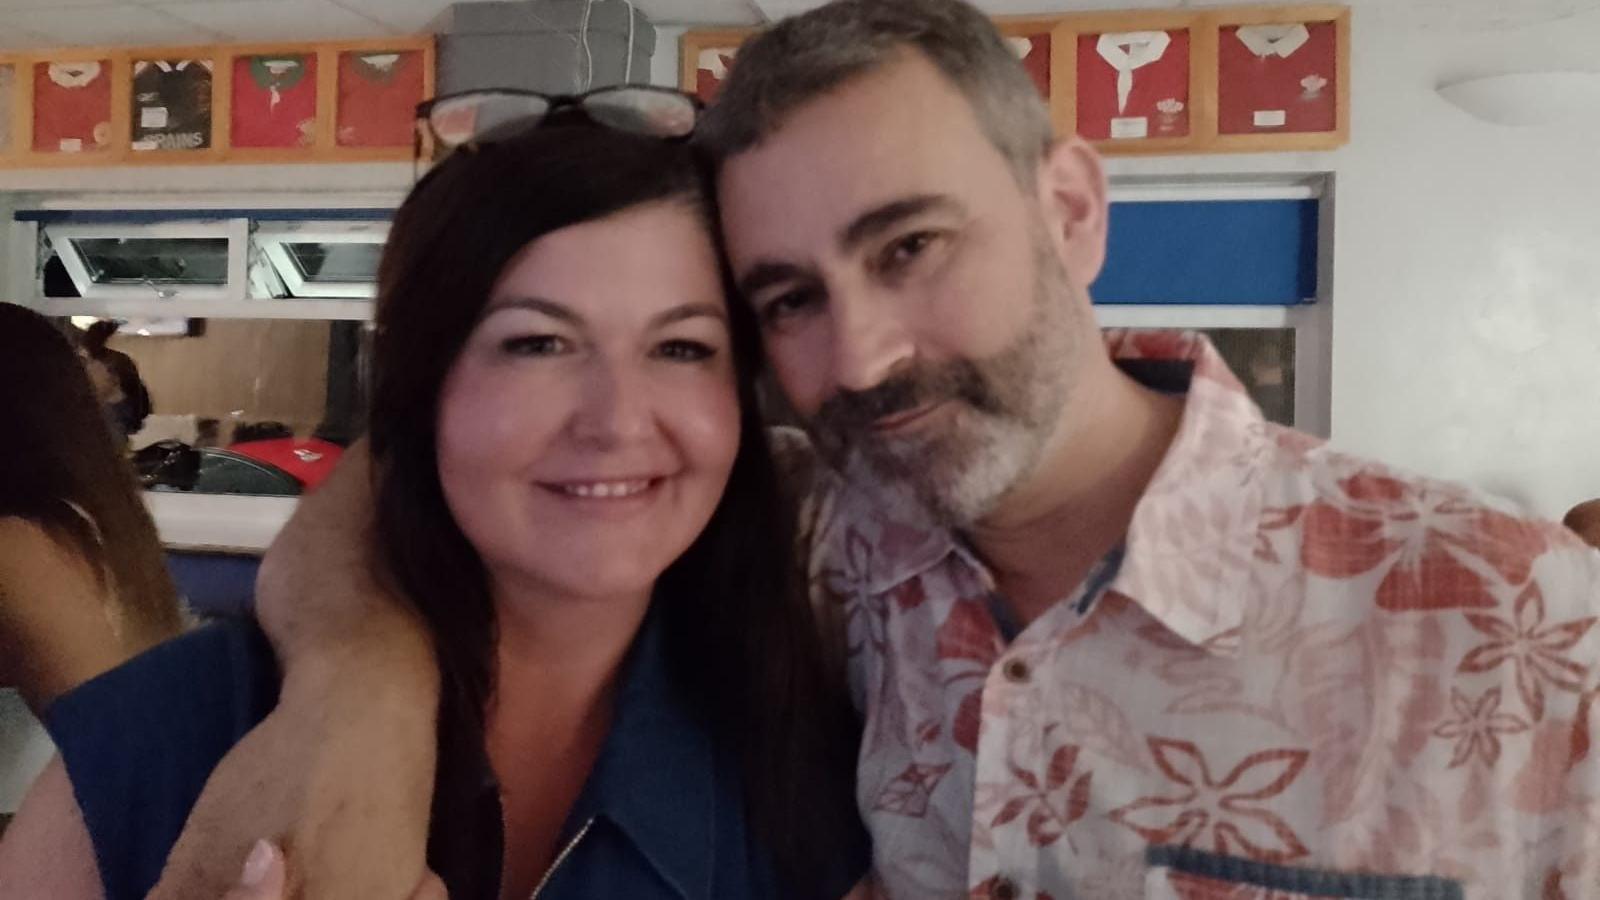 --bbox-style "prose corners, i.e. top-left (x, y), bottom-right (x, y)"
top-left (241, 840), bottom-right (275, 887)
